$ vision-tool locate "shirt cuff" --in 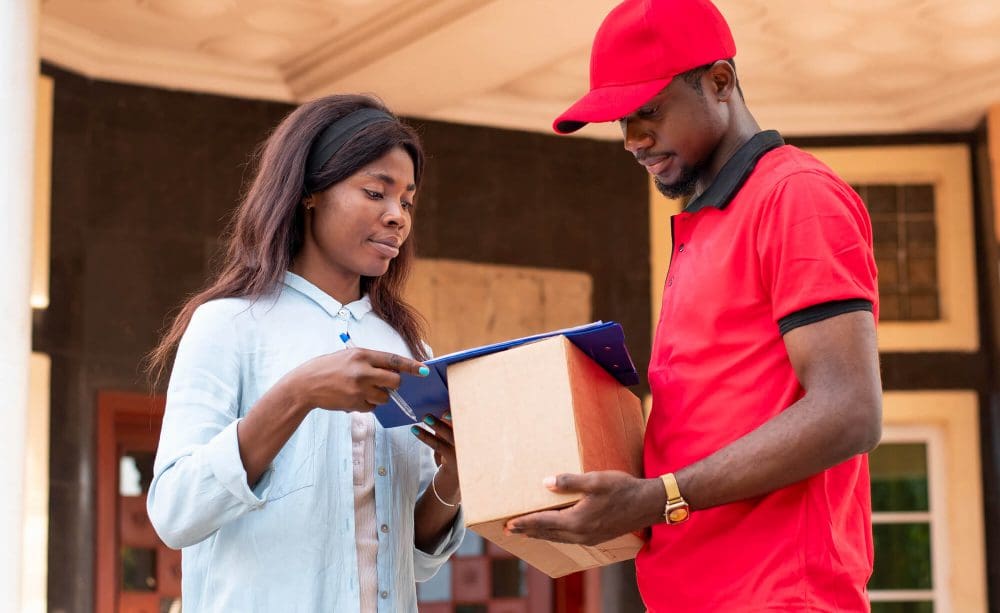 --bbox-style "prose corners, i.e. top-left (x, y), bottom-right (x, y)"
top-left (204, 418), bottom-right (273, 509)
top-left (414, 506), bottom-right (466, 564)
